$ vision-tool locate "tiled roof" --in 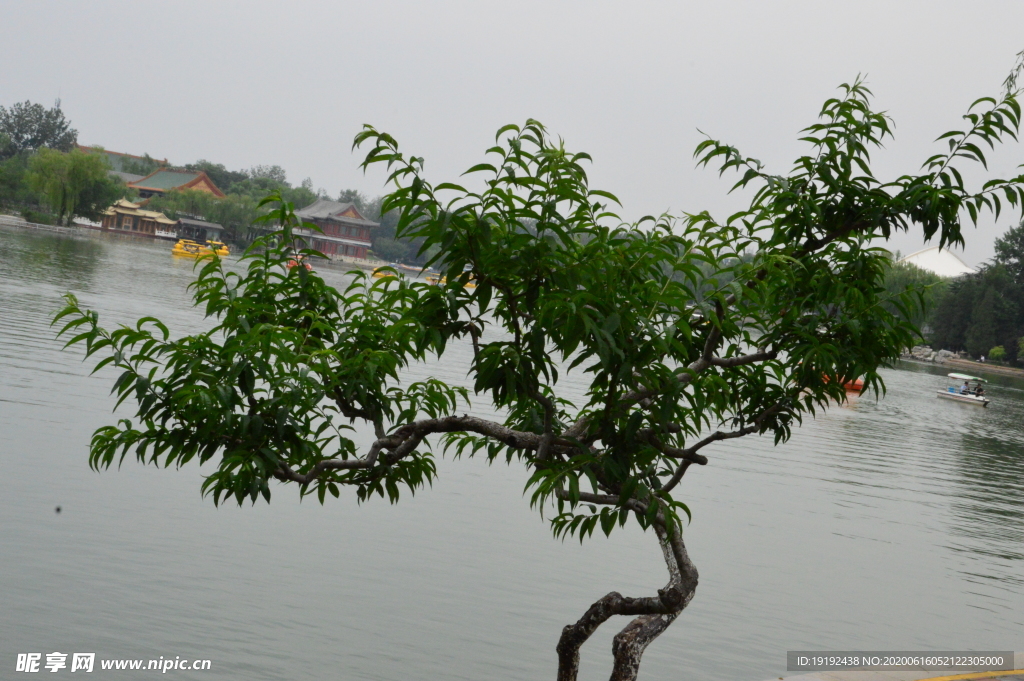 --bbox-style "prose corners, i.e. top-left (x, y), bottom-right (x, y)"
top-left (295, 198), bottom-right (378, 226)
top-left (103, 199), bottom-right (176, 224)
top-left (78, 146), bottom-right (168, 173)
top-left (131, 169), bottom-right (203, 190)
top-left (110, 171), bottom-right (145, 184)
top-left (127, 169), bottom-right (226, 198)
top-left (178, 217), bottom-right (223, 229)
